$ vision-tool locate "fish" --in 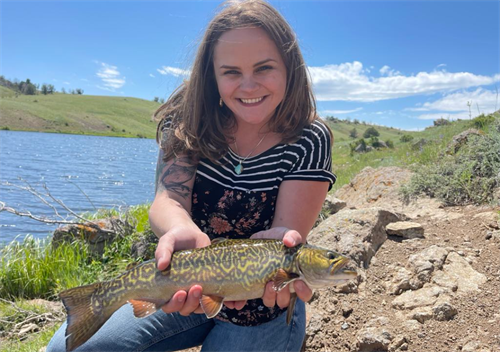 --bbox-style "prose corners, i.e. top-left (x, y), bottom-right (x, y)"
top-left (59, 238), bottom-right (357, 351)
